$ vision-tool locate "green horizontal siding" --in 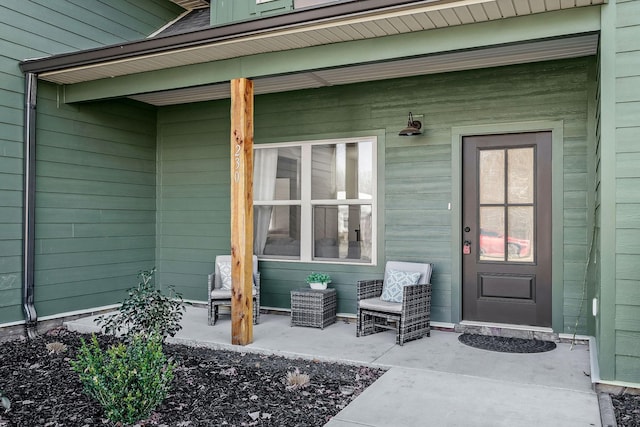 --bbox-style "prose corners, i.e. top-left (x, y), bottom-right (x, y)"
top-left (0, 0), bottom-right (179, 324)
top-left (613, 0), bottom-right (640, 383)
top-left (33, 83), bottom-right (157, 317)
top-left (157, 57), bottom-right (592, 325)
top-left (156, 101), bottom-right (230, 301)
